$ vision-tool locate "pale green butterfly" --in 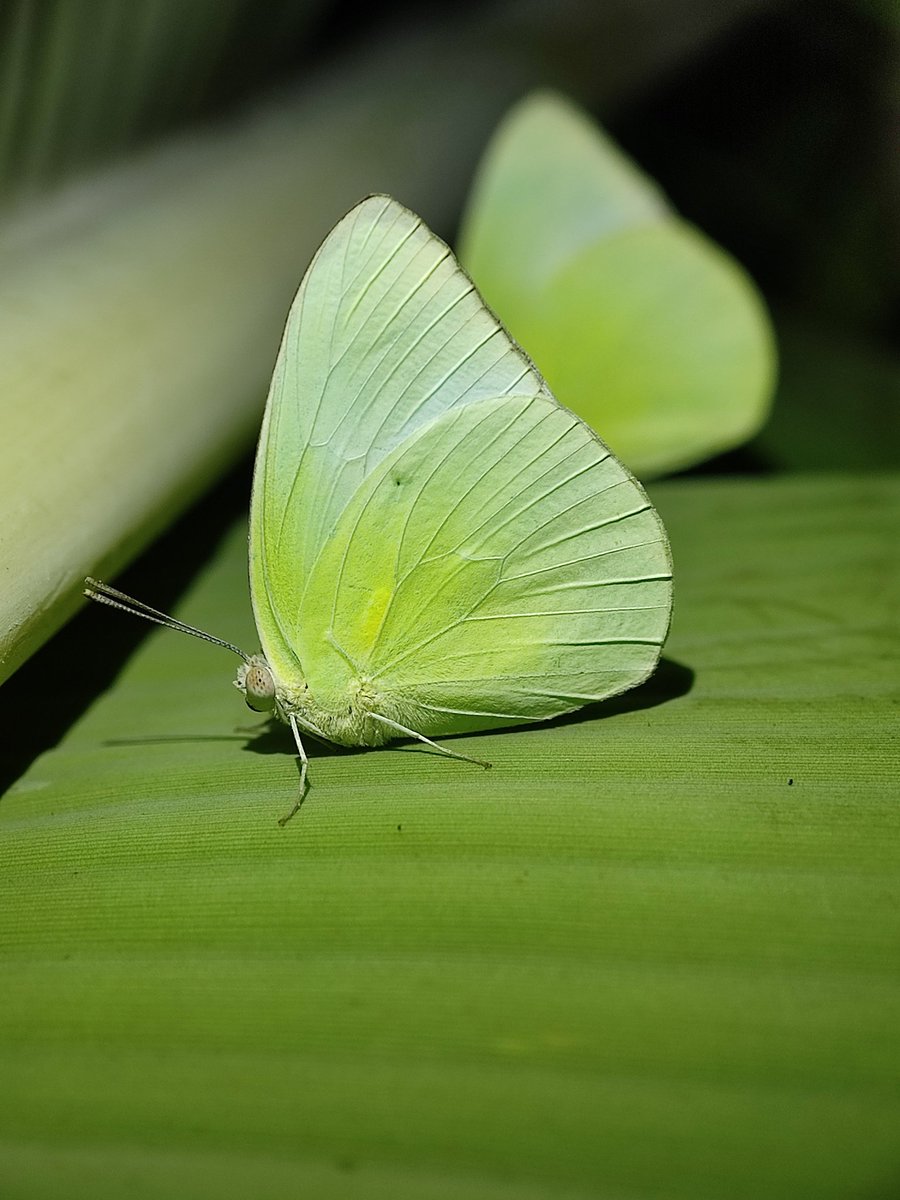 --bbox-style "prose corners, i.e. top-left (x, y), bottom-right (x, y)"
top-left (86, 195), bottom-right (673, 822)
